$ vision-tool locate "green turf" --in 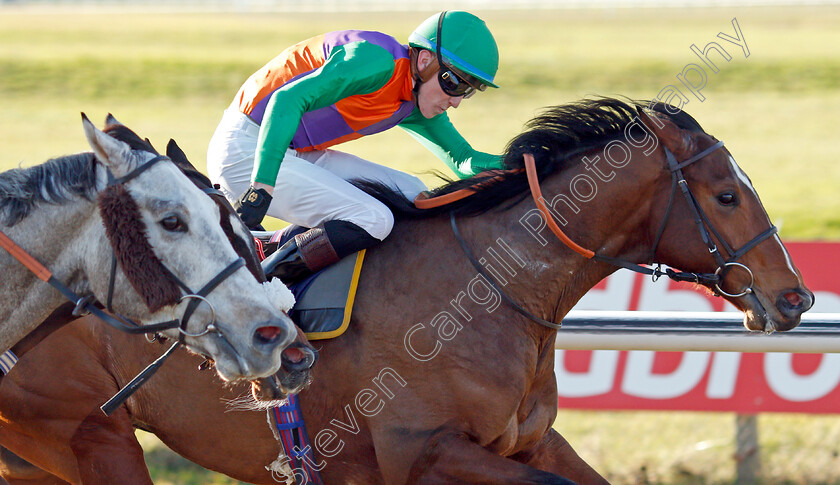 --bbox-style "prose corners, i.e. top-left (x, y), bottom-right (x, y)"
top-left (2, 6), bottom-right (839, 484)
